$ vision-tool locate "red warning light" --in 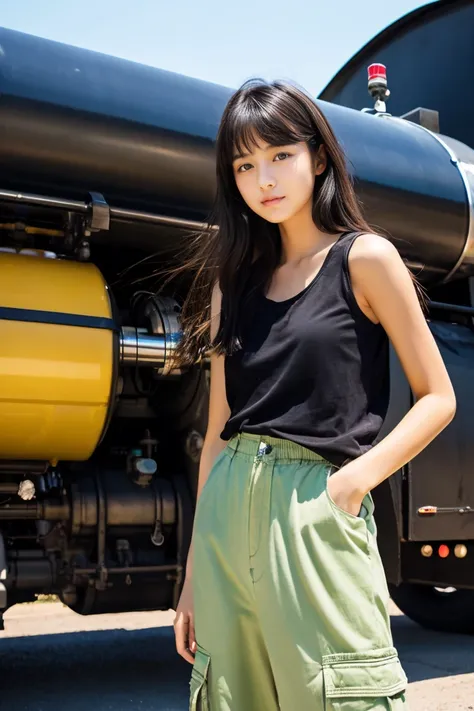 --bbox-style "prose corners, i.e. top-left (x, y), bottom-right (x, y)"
top-left (366, 62), bottom-right (390, 113)
top-left (438, 544), bottom-right (450, 558)
top-left (368, 63), bottom-right (387, 82)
